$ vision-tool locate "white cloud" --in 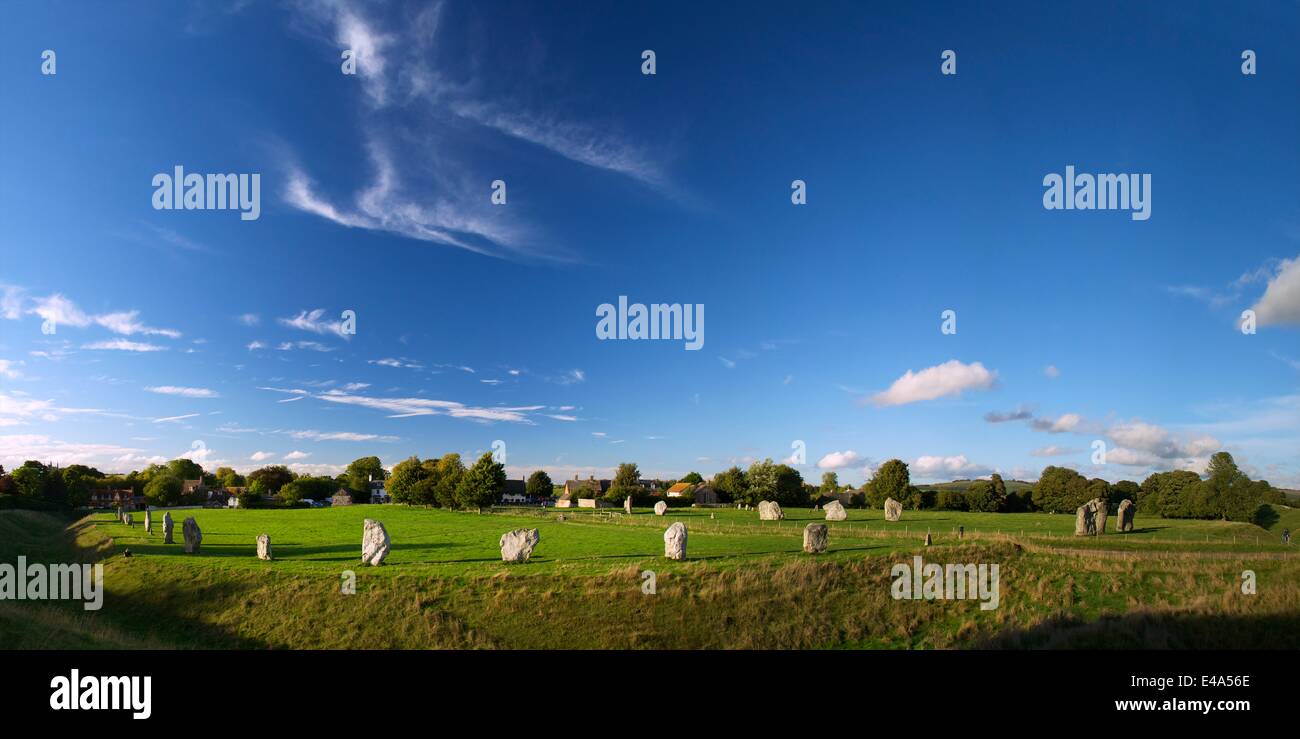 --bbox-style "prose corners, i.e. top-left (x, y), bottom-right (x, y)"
top-left (279, 308), bottom-right (349, 338)
top-left (0, 434), bottom-right (150, 470)
top-left (27, 295), bottom-right (178, 338)
top-left (816, 450), bottom-right (862, 469)
top-left (250, 451), bottom-right (274, 462)
top-left (282, 429), bottom-right (399, 442)
top-left (145, 385), bottom-right (219, 399)
top-left (452, 100), bottom-right (665, 189)
top-left (369, 357), bottom-right (422, 369)
top-left (93, 310), bottom-right (181, 338)
top-left (0, 391), bottom-right (104, 425)
top-left (870, 360), bottom-right (997, 407)
top-left (284, 145), bottom-right (525, 259)
top-left (83, 339), bottom-right (166, 352)
top-left (311, 389), bottom-right (544, 424)
top-left (1106, 420), bottom-right (1219, 461)
top-left (238, 313), bottom-right (260, 326)
top-left (1044, 364), bottom-right (1060, 378)
top-left (911, 454), bottom-right (993, 480)
top-left (1031, 413), bottom-right (1083, 434)
top-left (1, 286), bottom-right (25, 320)
top-left (153, 413), bottom-right (200, 424)
top-left (284, 450), bottom-right (312, 460)
top-left (0, 360), bottom-right (22, 380)
top-left (1029, 445), bottom-right (1080, 457)
top-left (1245, 254), bottom-right (1300, 327)
top-left (247, 341), bottom-right (266, 351)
